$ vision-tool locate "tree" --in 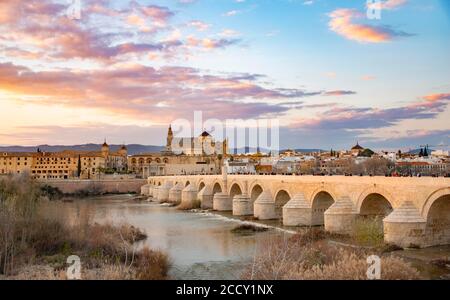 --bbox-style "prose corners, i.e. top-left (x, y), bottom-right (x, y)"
top-left (423, 146), bottom-right (428, 157)
top-left (77, 155), bottom-right (82, 178)
top-left (419, 148), bottom-right (424, 157)
top-left (363, 158), bottom-right (394, 176)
